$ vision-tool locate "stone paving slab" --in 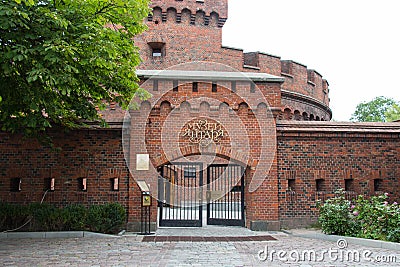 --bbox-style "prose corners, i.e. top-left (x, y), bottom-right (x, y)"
top-left (145, 225), bottom-right (286, 237)
top-left (287, 228), bottom-right (400, 251)
top-left (142, 235), bottom-right (276, 242)
top-left (1, 230), bottom-right (399, 266)
top-left (0, 231), bottom-right (117, 239)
